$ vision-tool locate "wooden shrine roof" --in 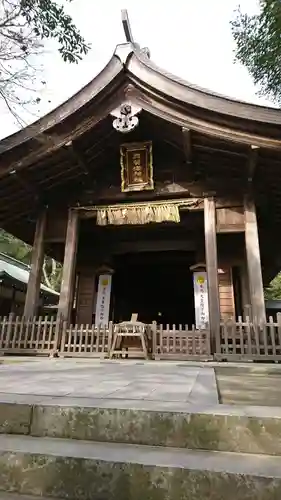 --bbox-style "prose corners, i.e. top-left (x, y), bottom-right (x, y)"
top-left (1, 41), bottom-right (281, 281)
